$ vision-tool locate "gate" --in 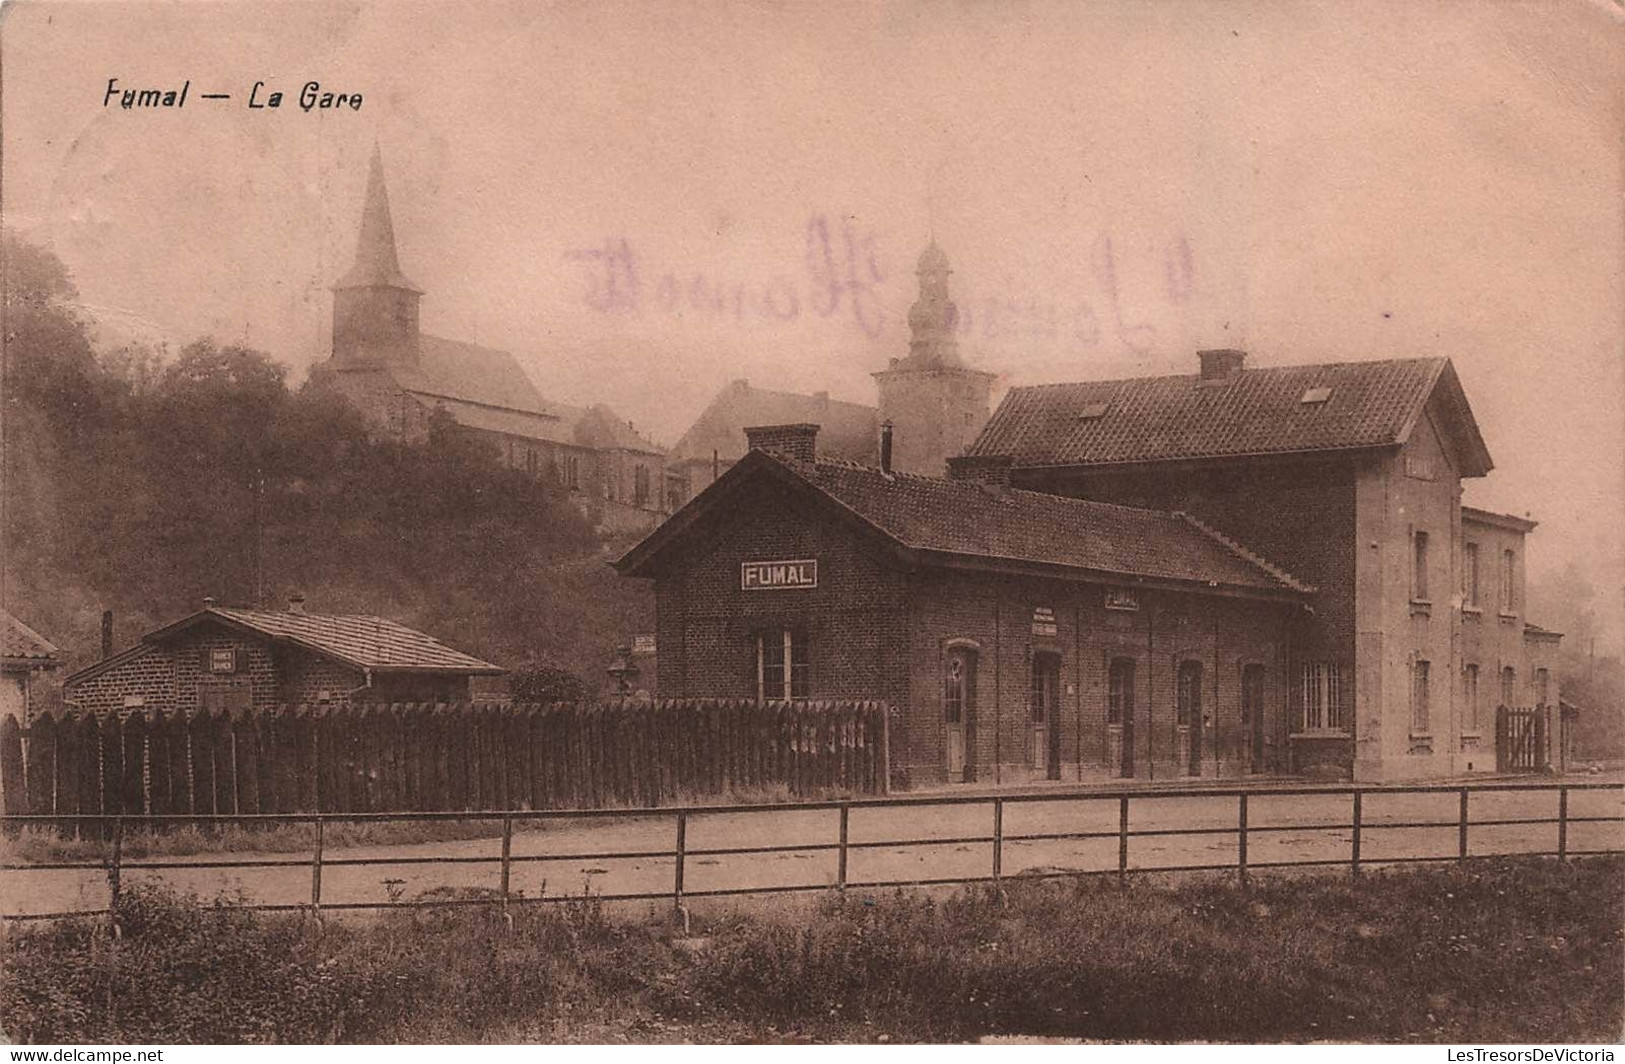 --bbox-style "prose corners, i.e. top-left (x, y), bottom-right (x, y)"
top-left (1496, 704), bottom-right (1548, 773)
